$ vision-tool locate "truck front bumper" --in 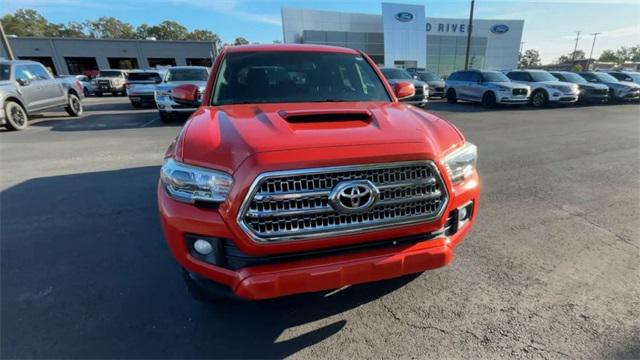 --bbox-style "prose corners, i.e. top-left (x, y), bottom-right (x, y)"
top-left (158, 169), bottom-right (479, 300)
